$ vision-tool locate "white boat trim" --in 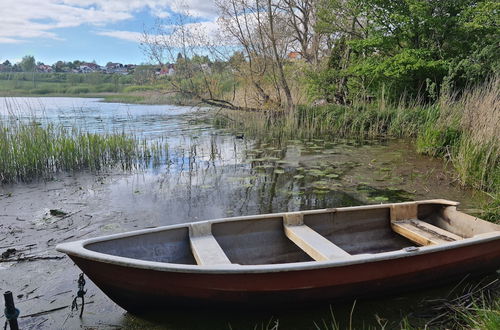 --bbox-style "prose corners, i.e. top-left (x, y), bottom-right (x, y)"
top-left (56, 199), bottom-right (500, 274)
